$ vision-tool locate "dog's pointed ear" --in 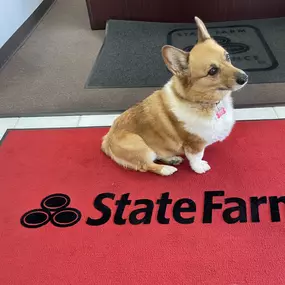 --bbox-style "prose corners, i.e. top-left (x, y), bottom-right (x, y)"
top-left (162, 45), bottom-right (189, 76)
top-left (195, 16), bottom-right (211, 42)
